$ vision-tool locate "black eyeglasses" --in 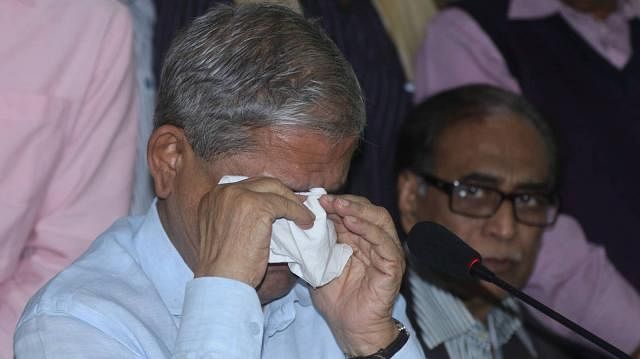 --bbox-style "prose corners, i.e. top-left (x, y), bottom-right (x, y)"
top-left (417, 173), bottom-right (559, 227)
